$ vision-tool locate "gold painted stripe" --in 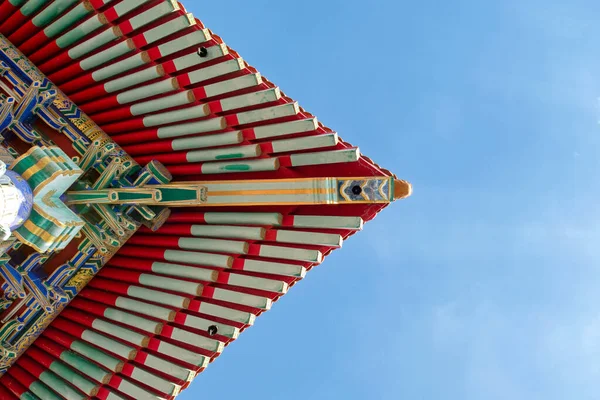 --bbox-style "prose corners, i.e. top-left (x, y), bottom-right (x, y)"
top-left (19, 156), bottom-right (54, 180)
top-left (208, 188), bottom-right (336, 196)
top-left (159, 176), bottom-right (392, 186)
top-left (169, 200), bottom-right (392, 206)
top-left (22, 220), bottom-right (58, 243)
